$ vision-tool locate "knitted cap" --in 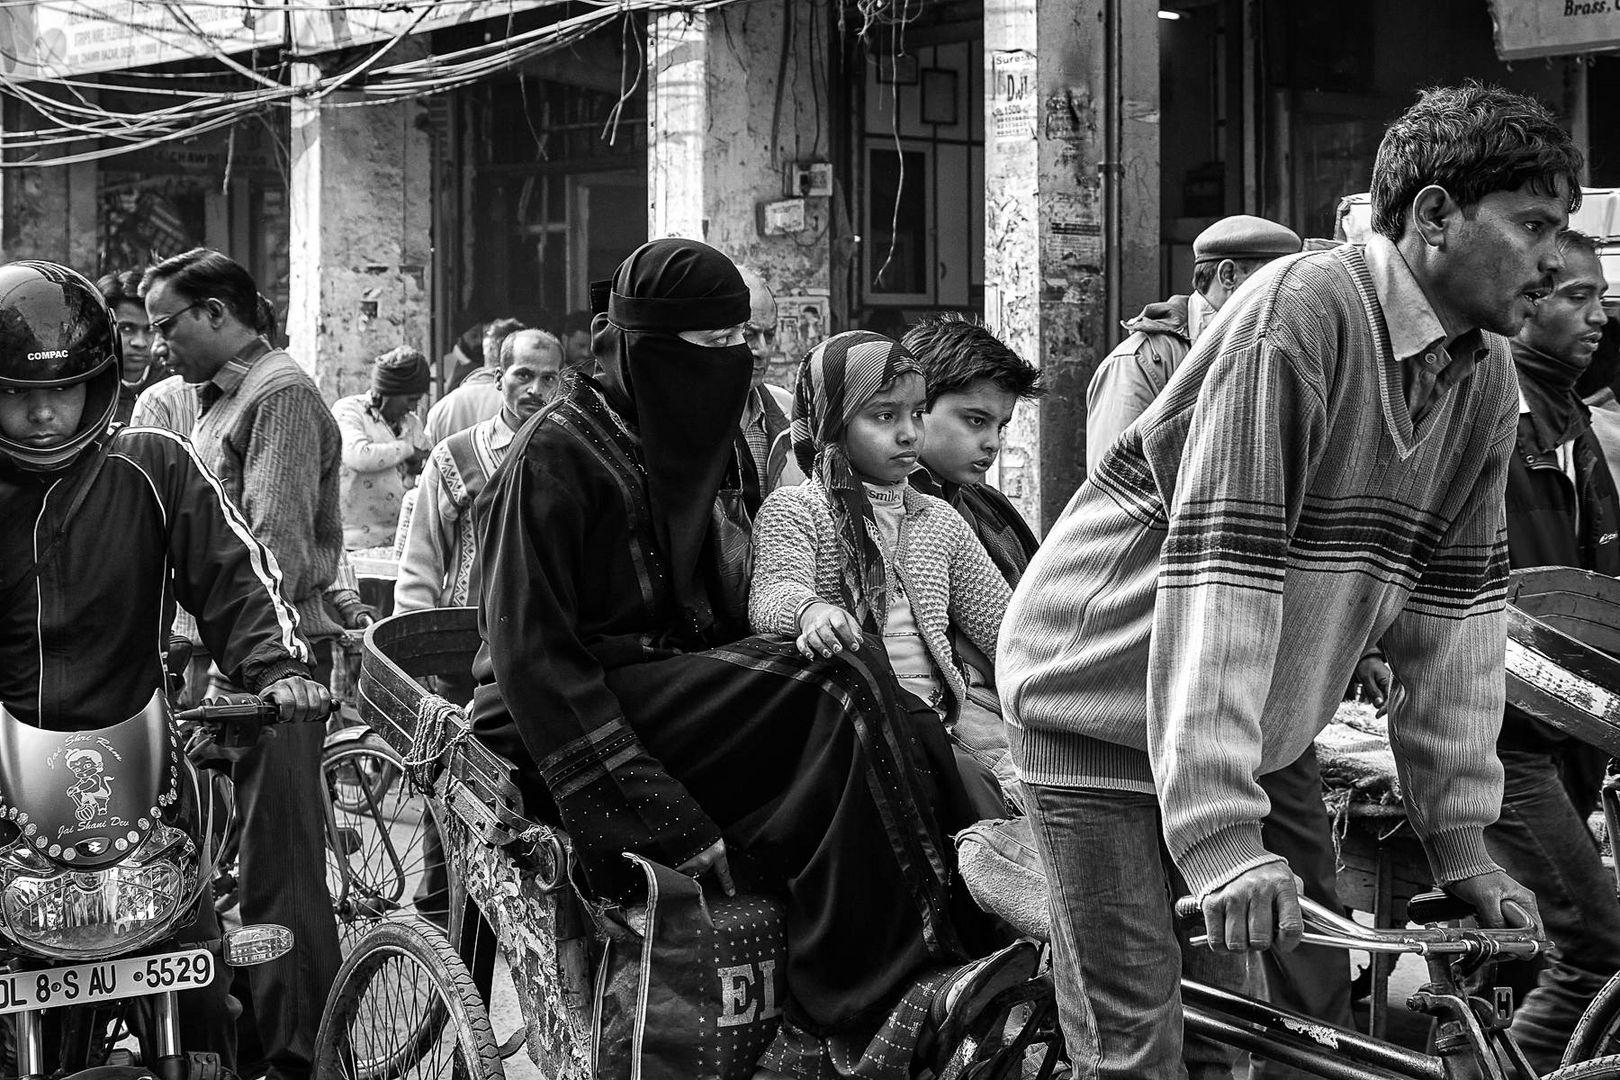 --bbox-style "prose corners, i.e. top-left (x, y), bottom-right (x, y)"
top-left (371, 346), bottom-right (430, 396)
